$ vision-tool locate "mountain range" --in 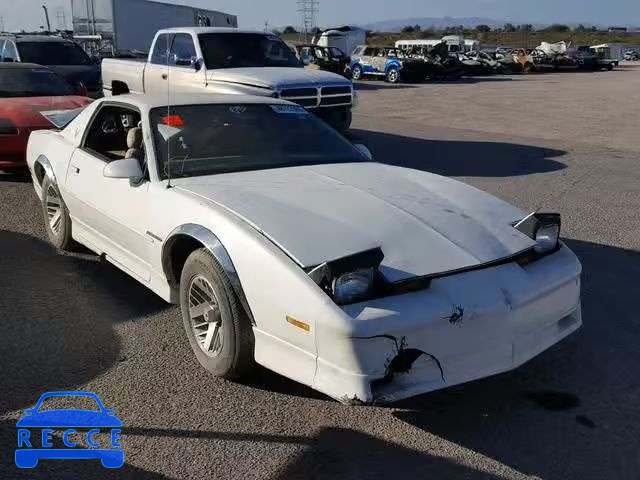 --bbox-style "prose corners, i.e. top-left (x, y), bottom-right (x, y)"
top-left (363, 17), bottom-right (508, 32)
